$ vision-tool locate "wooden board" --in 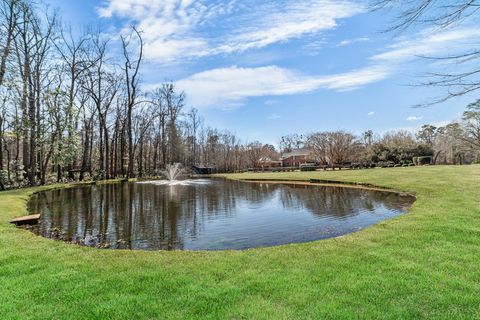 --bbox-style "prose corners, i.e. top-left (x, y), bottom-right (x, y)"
top-left (10, 214), bottom-right (41, 225)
